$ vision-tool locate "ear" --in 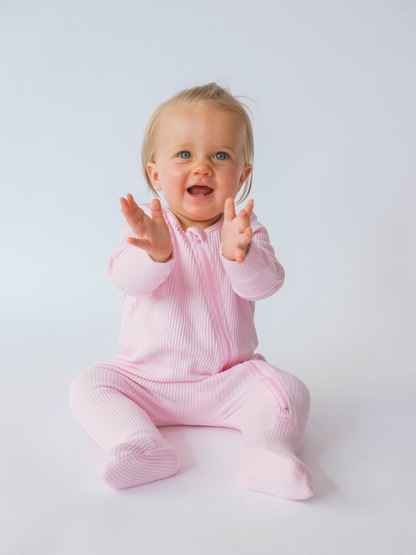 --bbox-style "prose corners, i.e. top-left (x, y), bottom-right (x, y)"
top-left (238, 164), bottom-right (253, 191)
top-left (147, 162), bottom-right (162, 191)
